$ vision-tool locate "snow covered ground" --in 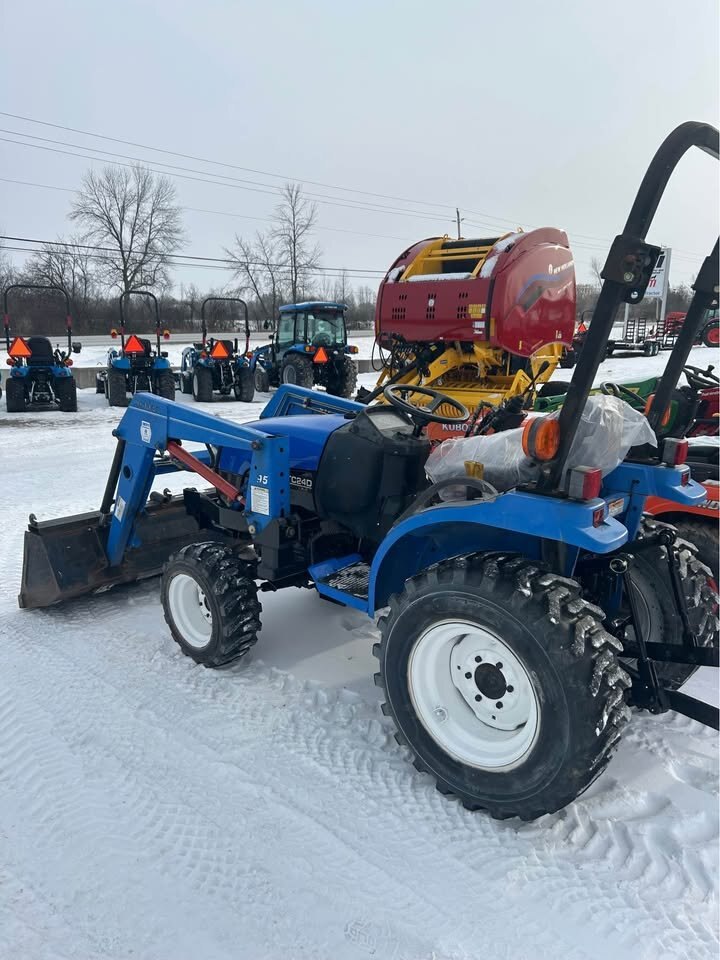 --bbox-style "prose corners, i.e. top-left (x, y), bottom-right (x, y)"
top-left (0, 350), bottom-right (717, 960)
